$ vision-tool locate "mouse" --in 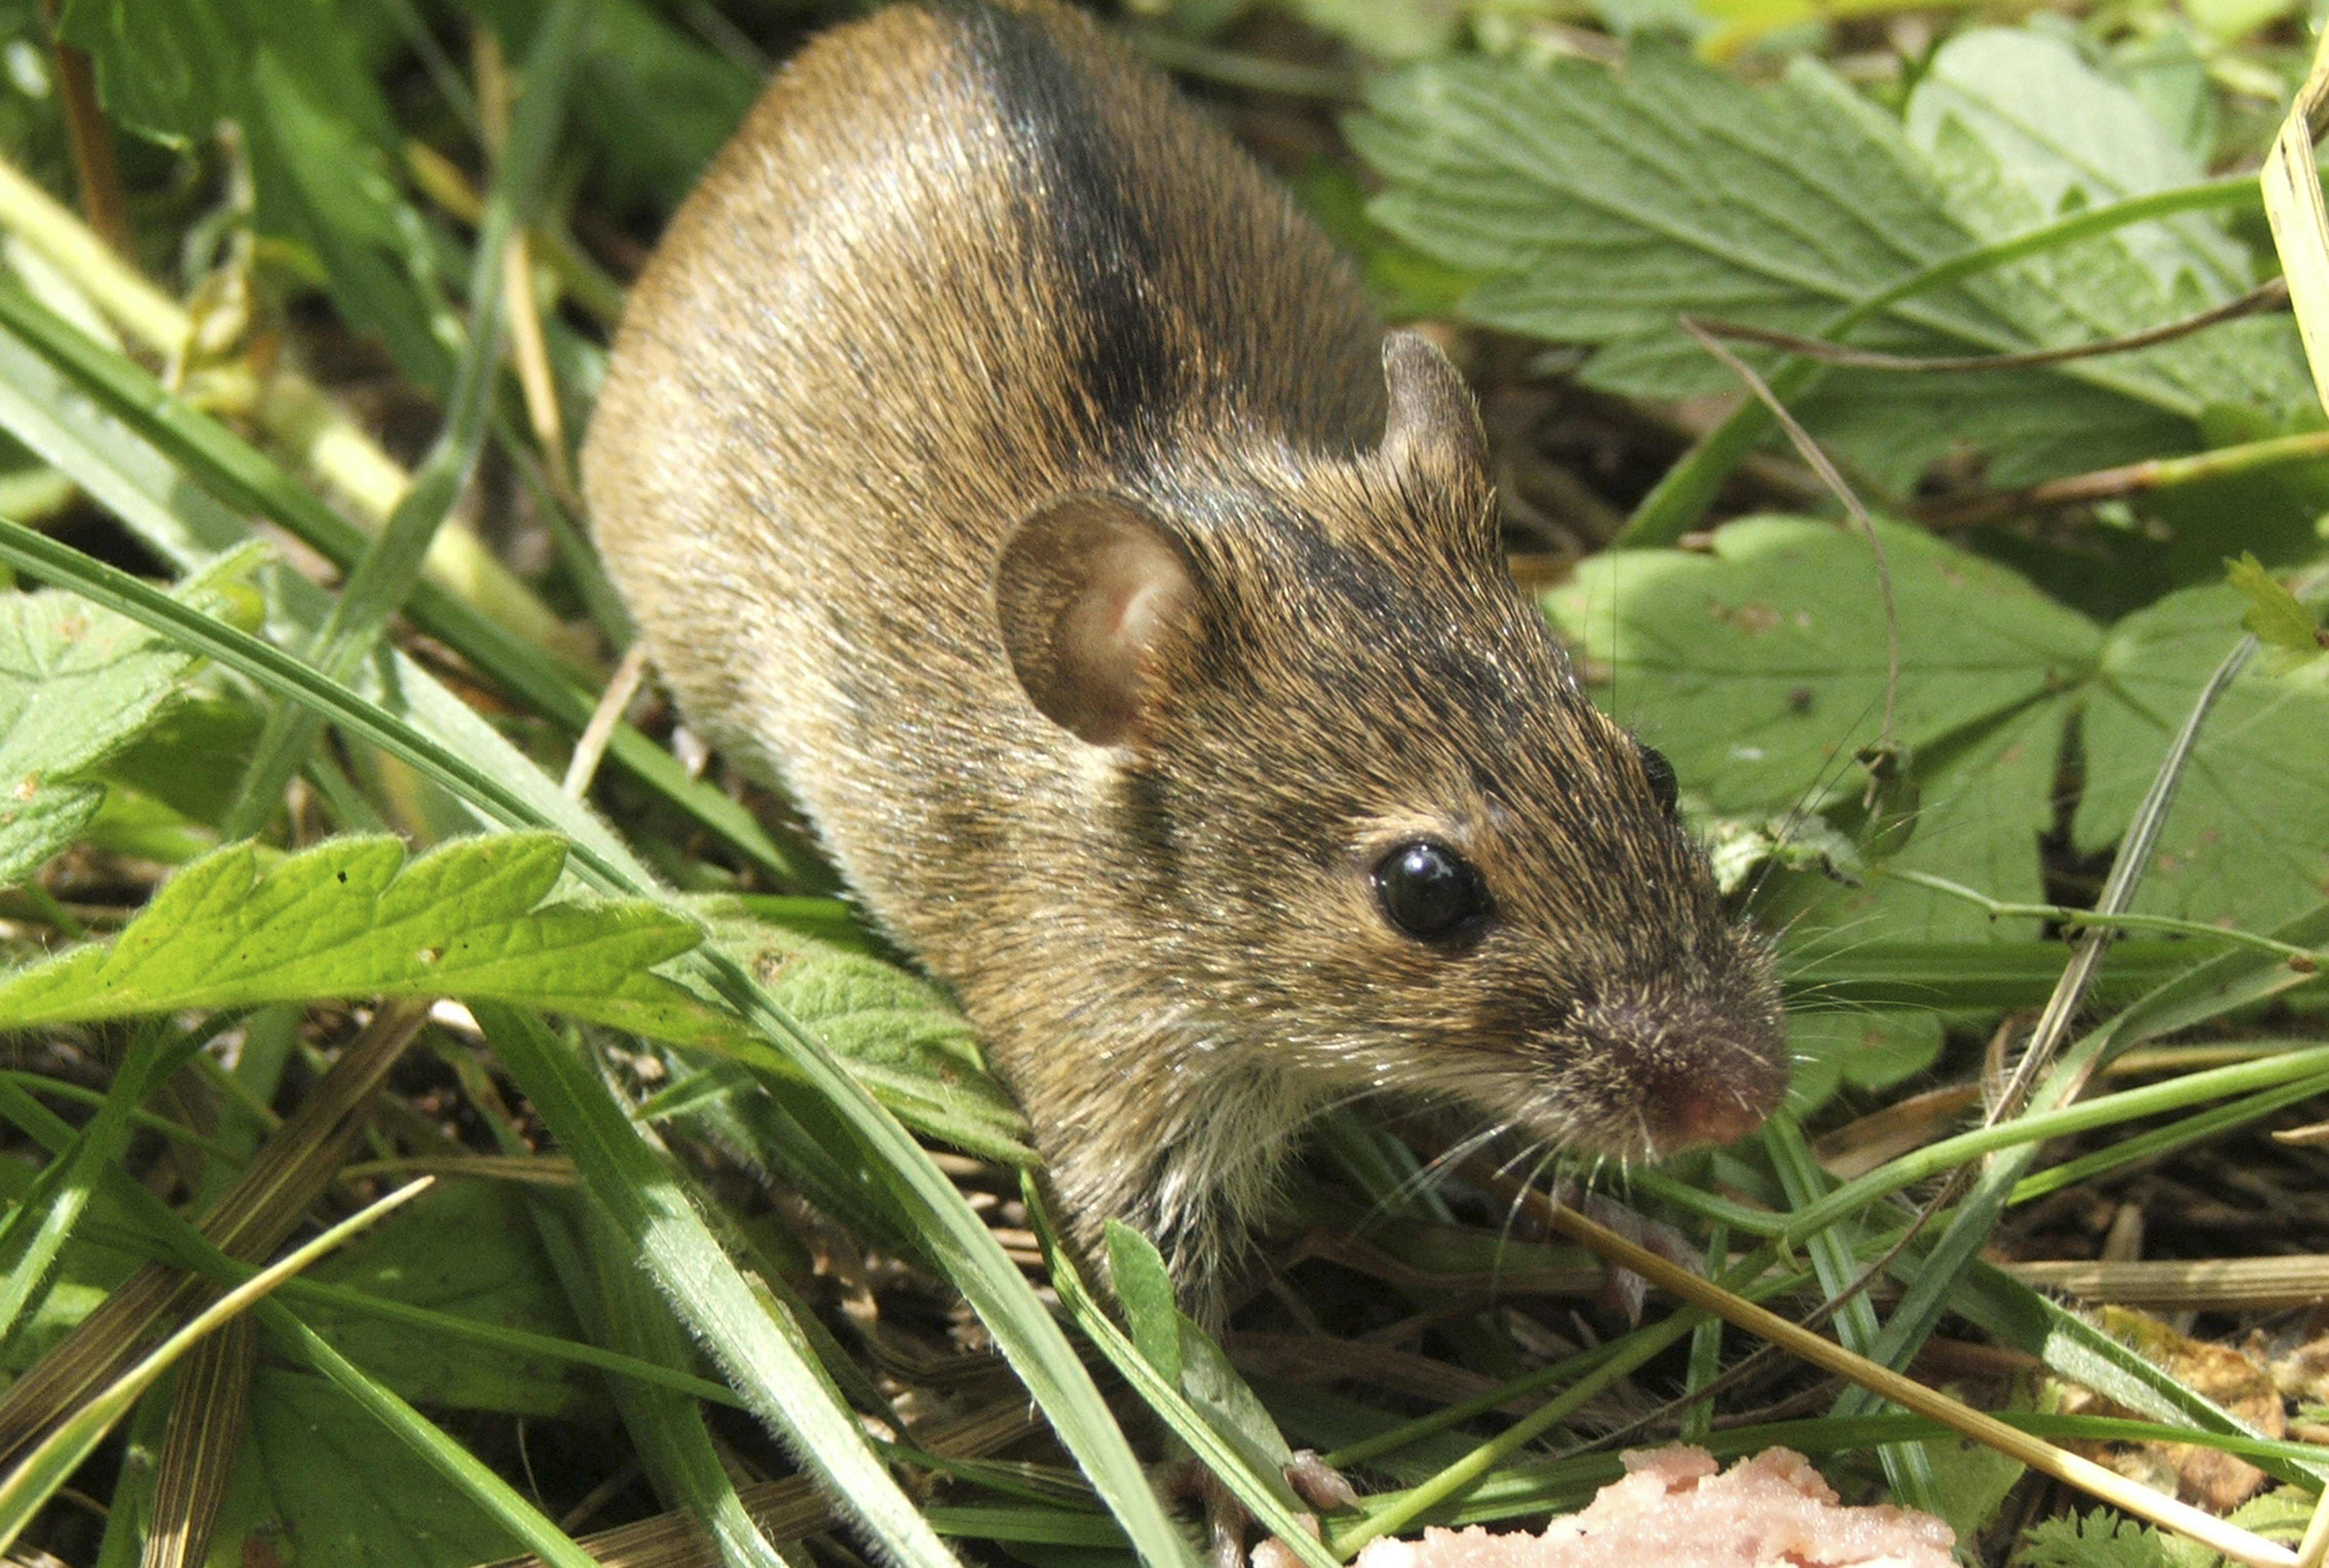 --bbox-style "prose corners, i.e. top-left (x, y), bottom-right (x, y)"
top-left (580, 0), bottom-right (1789, 1313)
